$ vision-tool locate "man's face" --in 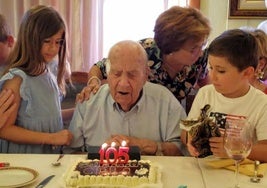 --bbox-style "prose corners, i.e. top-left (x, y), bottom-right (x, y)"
top-left (107, 51), bottom-right (147, 112)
